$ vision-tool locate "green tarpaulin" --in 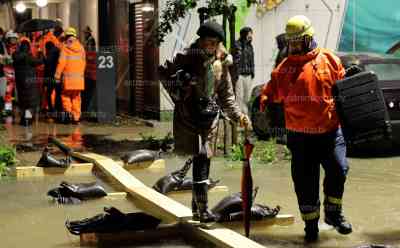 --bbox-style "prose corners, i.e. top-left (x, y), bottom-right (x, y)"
top-left (339, 0), bottom-right (400, 55)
